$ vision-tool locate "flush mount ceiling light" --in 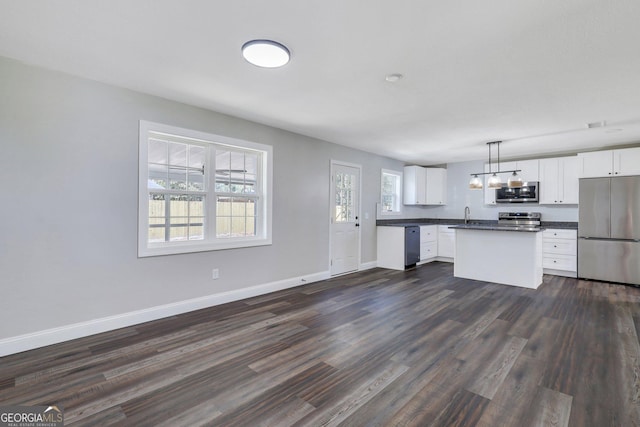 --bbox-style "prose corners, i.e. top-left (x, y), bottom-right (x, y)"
top-left (241, 39), bottom-right (290, 68)
top-left (385, 73), bottom-right (403, 82)
top-left (469, 141), bottom-right (523, 190)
